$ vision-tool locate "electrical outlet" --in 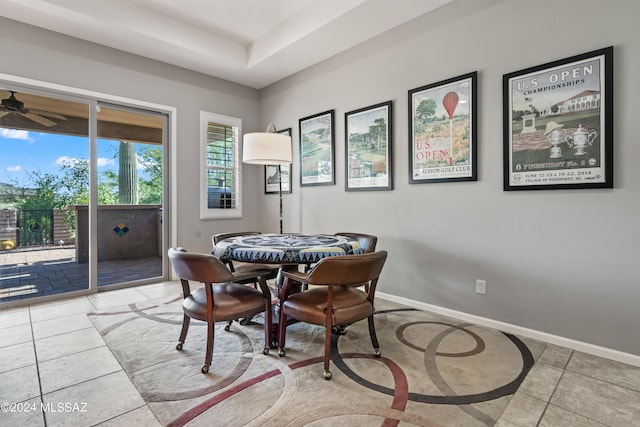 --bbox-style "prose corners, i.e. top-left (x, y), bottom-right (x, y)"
top-left (476, 279), bottom-right (487, 295)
